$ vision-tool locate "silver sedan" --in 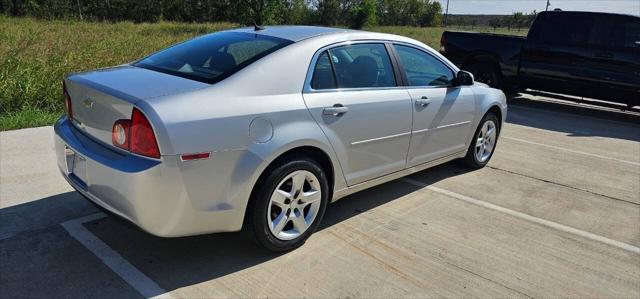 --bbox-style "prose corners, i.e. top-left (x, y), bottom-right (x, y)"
top-left (55, 26), bottom-right (507, 251)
